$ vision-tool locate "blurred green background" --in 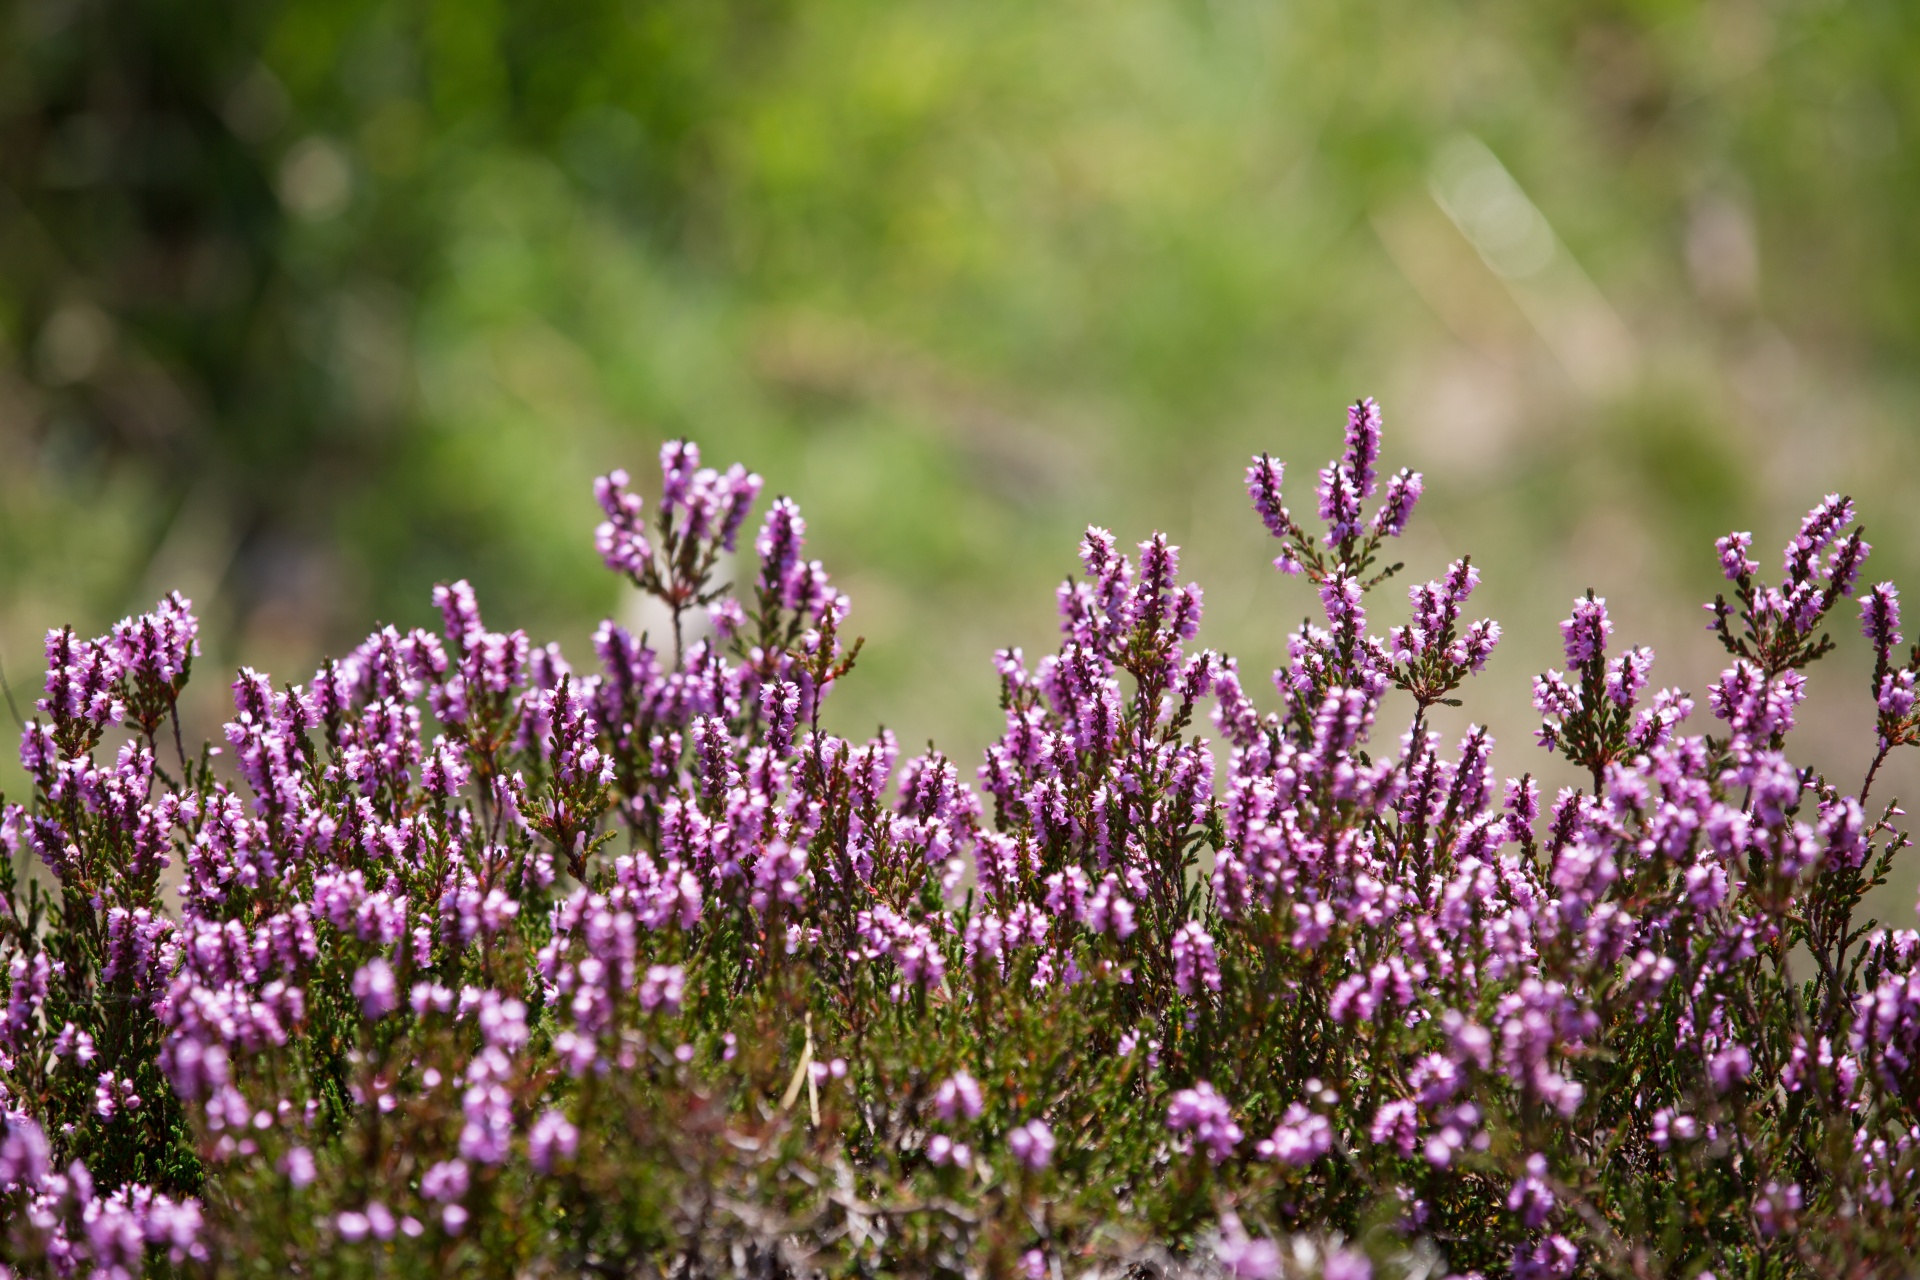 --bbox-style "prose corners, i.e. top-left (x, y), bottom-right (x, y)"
top-left (6, 0), bottom-right (1920, 909)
